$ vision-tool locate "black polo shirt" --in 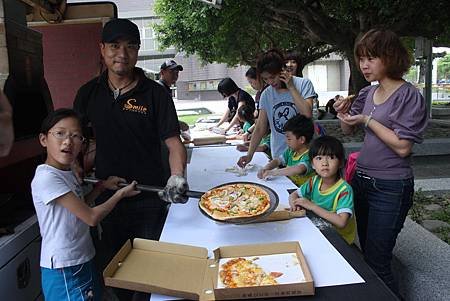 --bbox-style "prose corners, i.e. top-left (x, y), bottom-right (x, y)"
top-left (227, 89), bottom-right (255, 121)
top-left (73, 68), bottom-right (180, 186)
